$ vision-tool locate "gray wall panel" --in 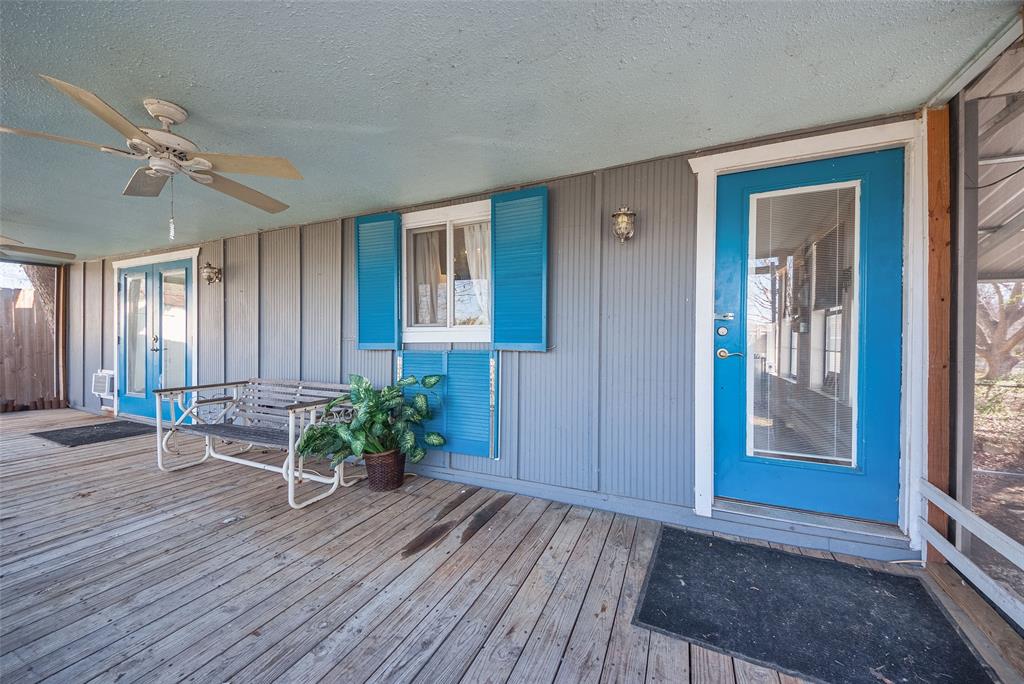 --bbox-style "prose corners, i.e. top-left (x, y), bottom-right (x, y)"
top-left (102, 260), bottom-right (115, 372)
top-left (598, 157), bottom-right (695, 505)
top-left (259, 227), bottom-right (300, 380)
top-left (82, 260), bottom-right (104, 411)
top-left (515, 174), bottom-right (598, 490)
top-left (198, 240), bottom-right (225, 384)
top-left (301, 220), bottom-right (343, 382)
top-left (341, 218), bottom-right (392, 386)
top-left (71, 149), bottom-right (701, 516)
top-left (67, 262), bottom-right (84, 407)
top-left (224, 234), bottom-right (259, 381)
